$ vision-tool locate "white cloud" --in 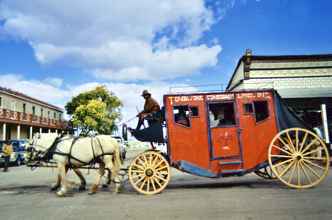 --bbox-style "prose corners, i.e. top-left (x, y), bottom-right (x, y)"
top-left (0, 0), bottom-right (222, 81)
top-left (0, 74), bottom-right (69, 108)
top-left (44, 77), bottom-right (63, 87)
